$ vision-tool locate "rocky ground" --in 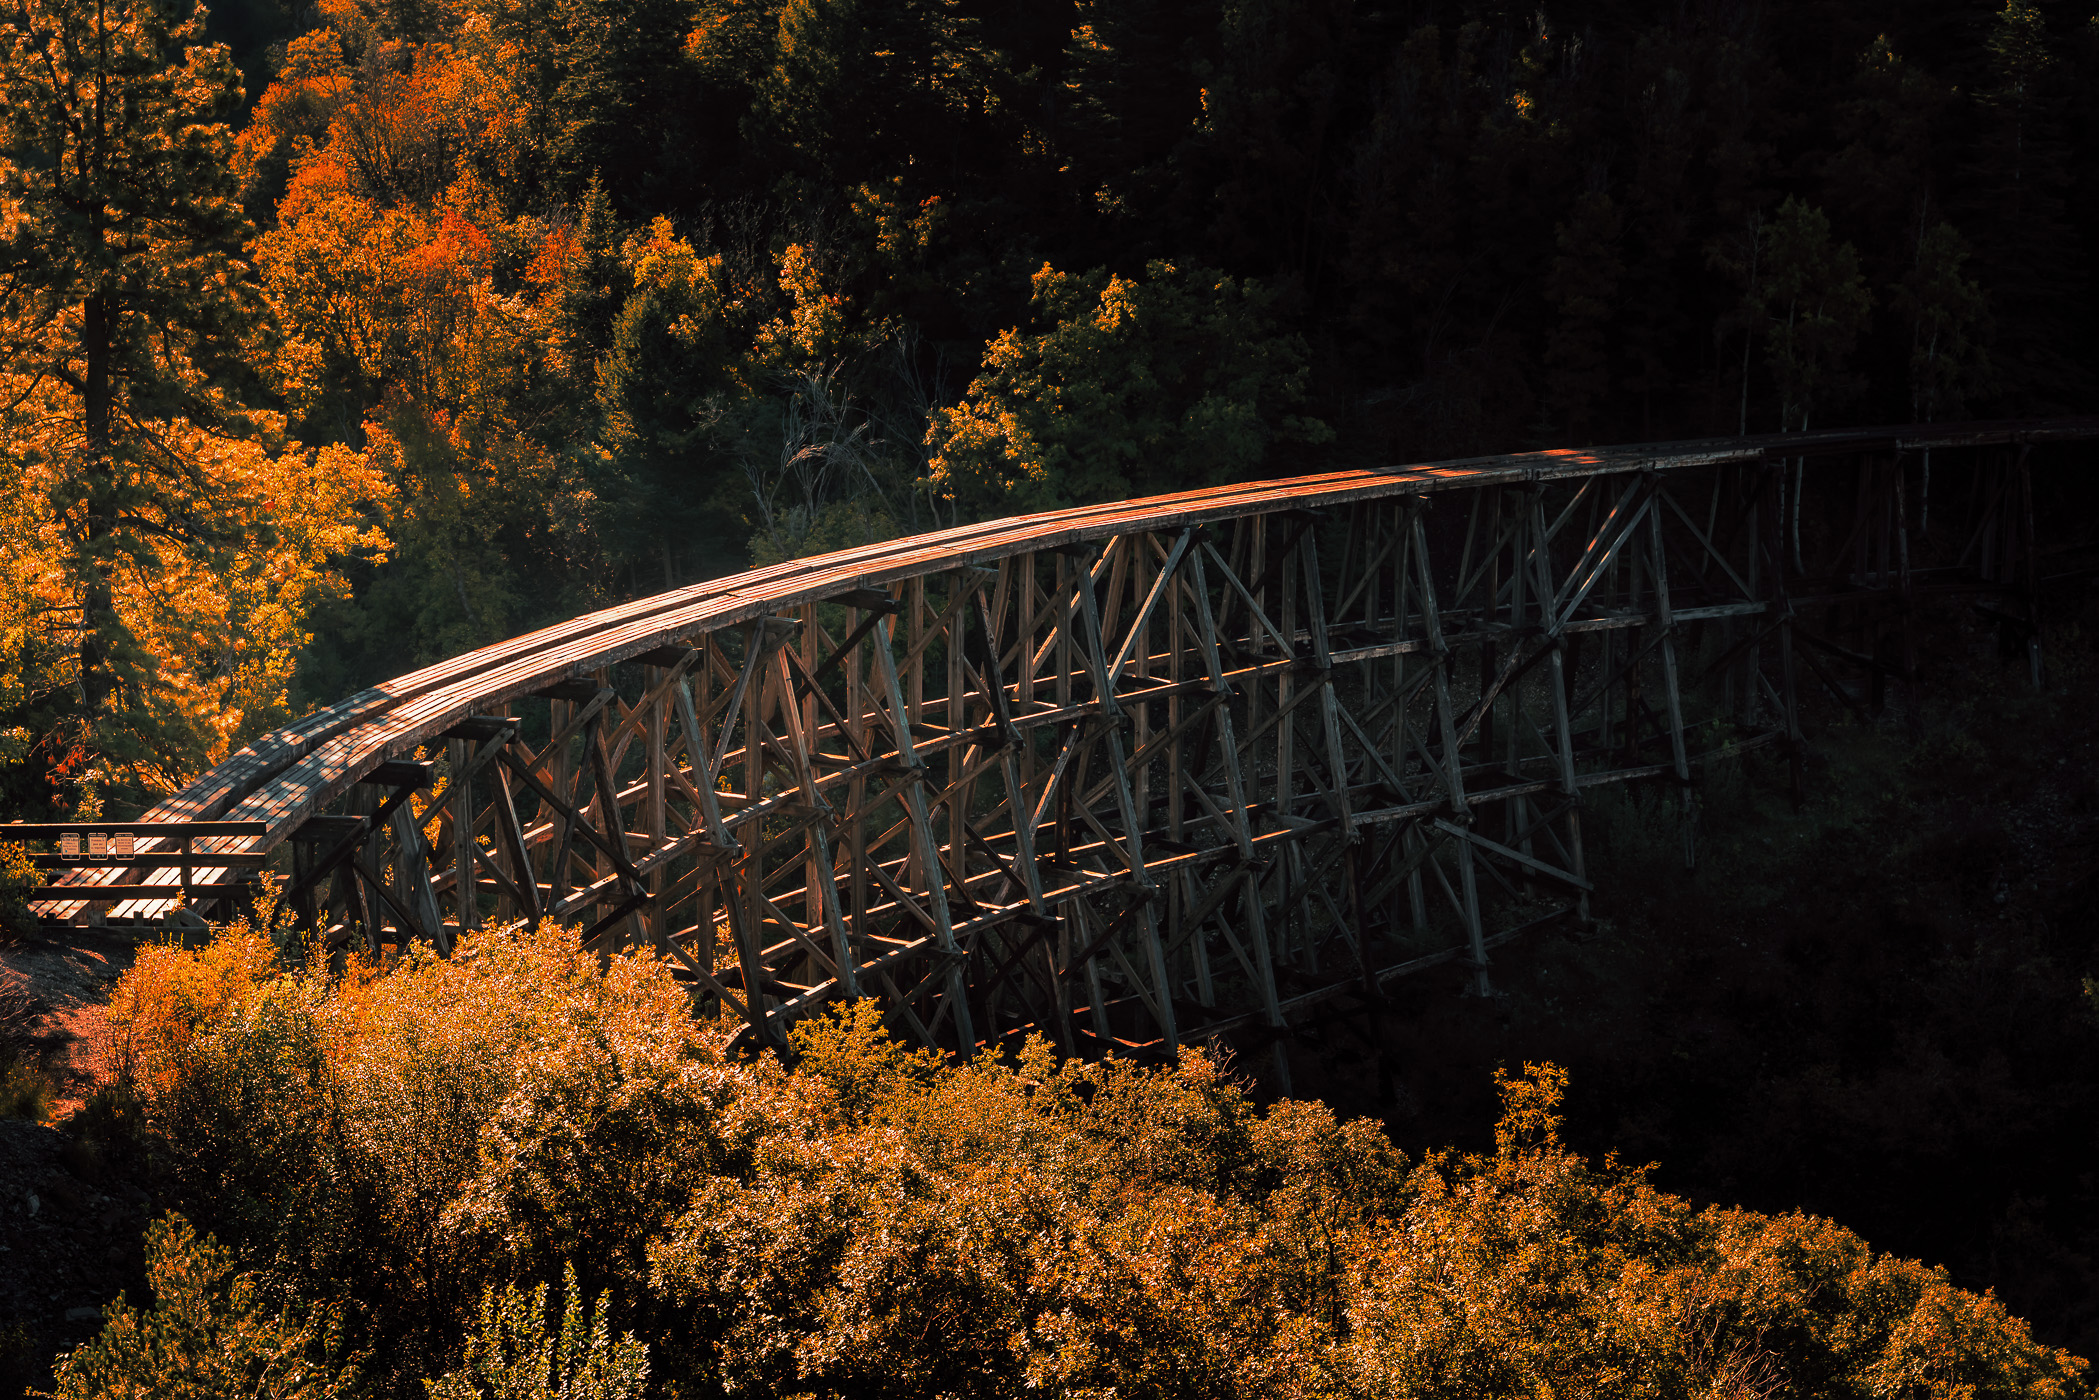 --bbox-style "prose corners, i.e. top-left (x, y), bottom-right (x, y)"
top-left (0, 922), bottom-right (137, 1109)
top-left (0, 924), bottom-right (153, 1397)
